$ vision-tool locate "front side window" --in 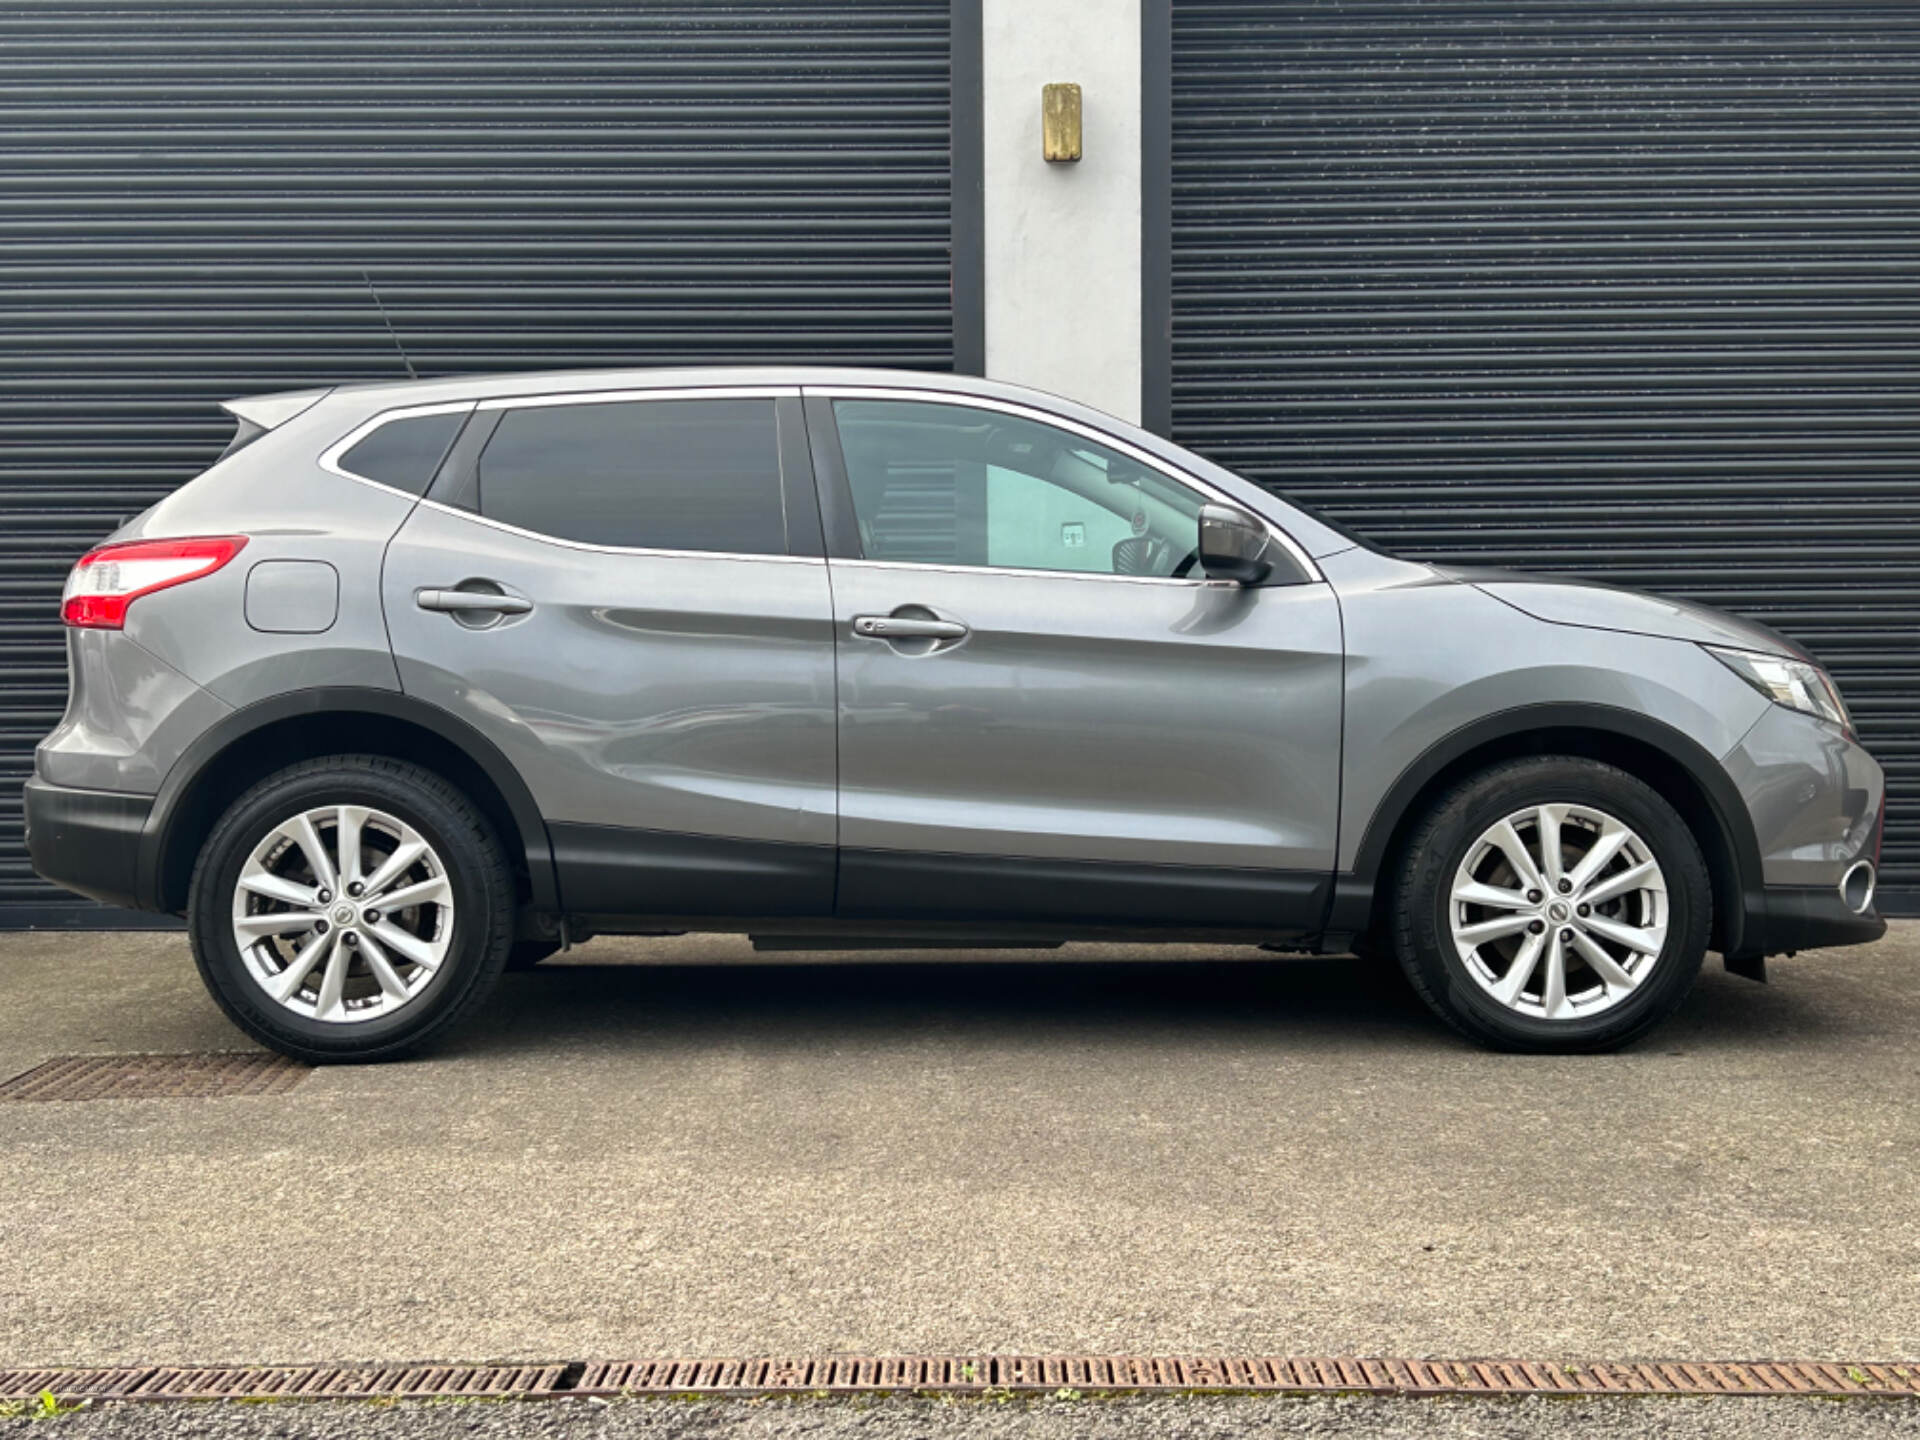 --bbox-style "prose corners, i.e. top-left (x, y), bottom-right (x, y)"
top-left (832, 399), bottom-right (1206, 577)
top-left (477, 397), bottom-right (786, 555)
